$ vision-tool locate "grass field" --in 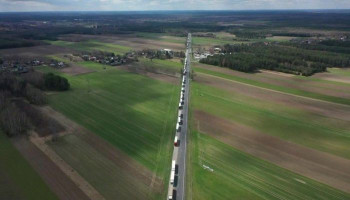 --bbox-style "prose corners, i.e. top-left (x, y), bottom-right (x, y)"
top-left (0, 132), bottom-right (58, 200)
top-left (187, 129), bottom-right (350, 200)
top-left (48, 40), bottom-right (131, 55)
top-left (39, 61), bottom-right (180, 199)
